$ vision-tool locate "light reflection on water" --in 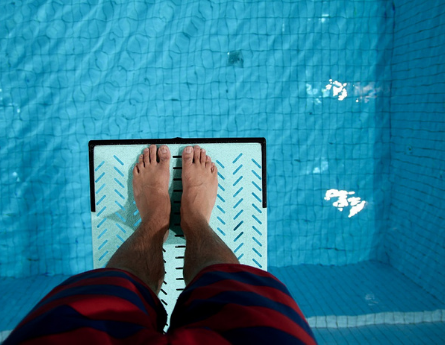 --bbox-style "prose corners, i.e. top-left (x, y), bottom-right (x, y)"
top-left (306, 80), bottom-right (385, 104)
top-left (325, 189), bottom-right (366, 218)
